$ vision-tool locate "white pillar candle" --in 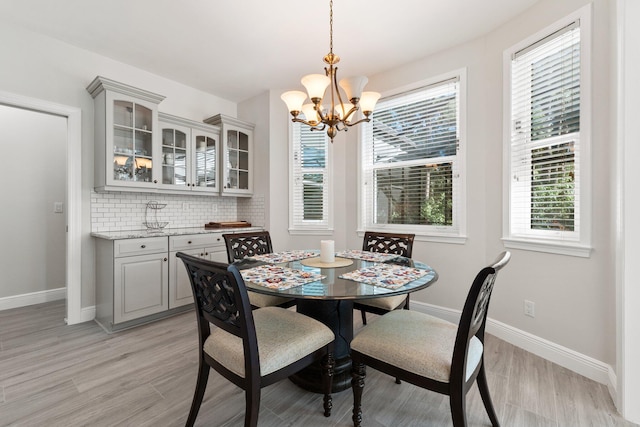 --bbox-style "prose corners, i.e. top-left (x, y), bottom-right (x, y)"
top-left (320, 240), bottom-right (335, 263)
